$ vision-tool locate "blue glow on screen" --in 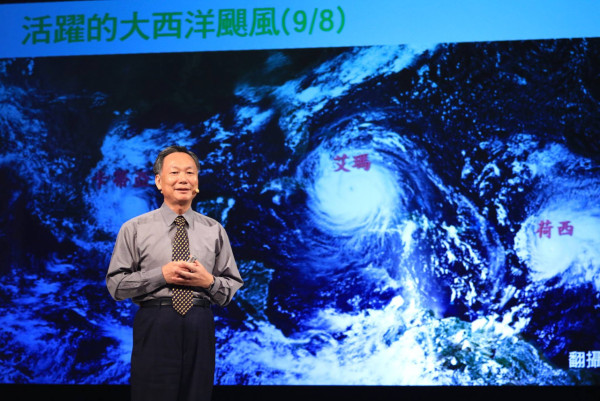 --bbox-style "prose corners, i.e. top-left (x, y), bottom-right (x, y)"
top-left (0, 1), bottom-right (599, 388)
